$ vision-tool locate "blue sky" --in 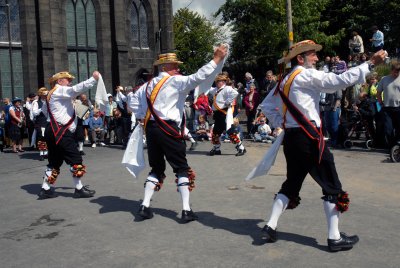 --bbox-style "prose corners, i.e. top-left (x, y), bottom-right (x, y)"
top-left (172, 0), bottom-right (226, 19)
